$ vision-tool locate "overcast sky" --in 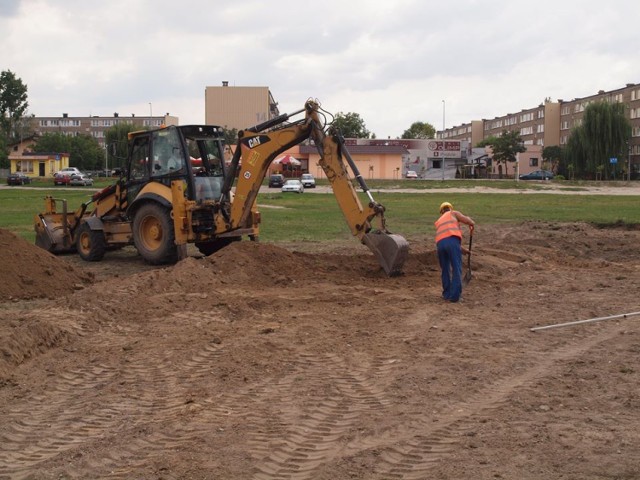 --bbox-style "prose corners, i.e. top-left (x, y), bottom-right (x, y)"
top-left (2, 0), bottom-right (639, 139)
